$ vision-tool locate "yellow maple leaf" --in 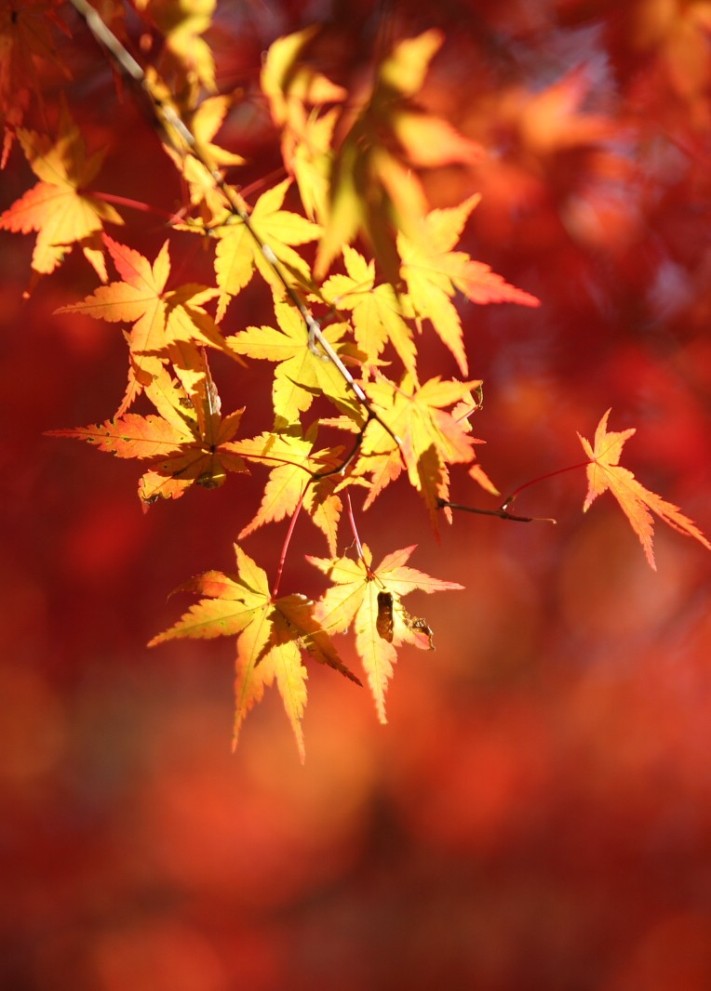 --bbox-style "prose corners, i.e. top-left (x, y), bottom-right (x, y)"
top-left (313, 29), bottom-right (484, 279)
top-left (358, 373), bottom-right (482, 524)
top-left (0, 105), bottom-right (123, 275)
top-left (225, 301), bottom-right (361, 428)
top-left (137, 0), bottom-right (216, 92)
top-left (213, 179), bottom-right (321, 318)
top-left (398, 194), bottom-right (539, 374)
top-left (578, 409), bottom-right (711, 569)
top-left (227, 425), bottom-right (344, 555)
top-left (164, 93), bottom-right (246, 216)
top-left (150, 544), bottom-right (358, 760)
top-left (320, 245), bottom-right (417, 373)
top-left (308, 544), bottom-right (463, 723)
